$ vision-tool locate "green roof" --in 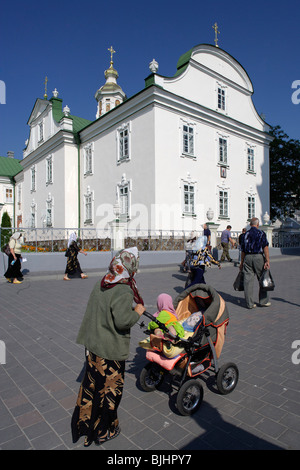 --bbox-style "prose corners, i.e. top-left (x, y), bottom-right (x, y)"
top-left (0, 156), bottom-right (22, 178)
top-left (50, 97), bottom-right (91, 133)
